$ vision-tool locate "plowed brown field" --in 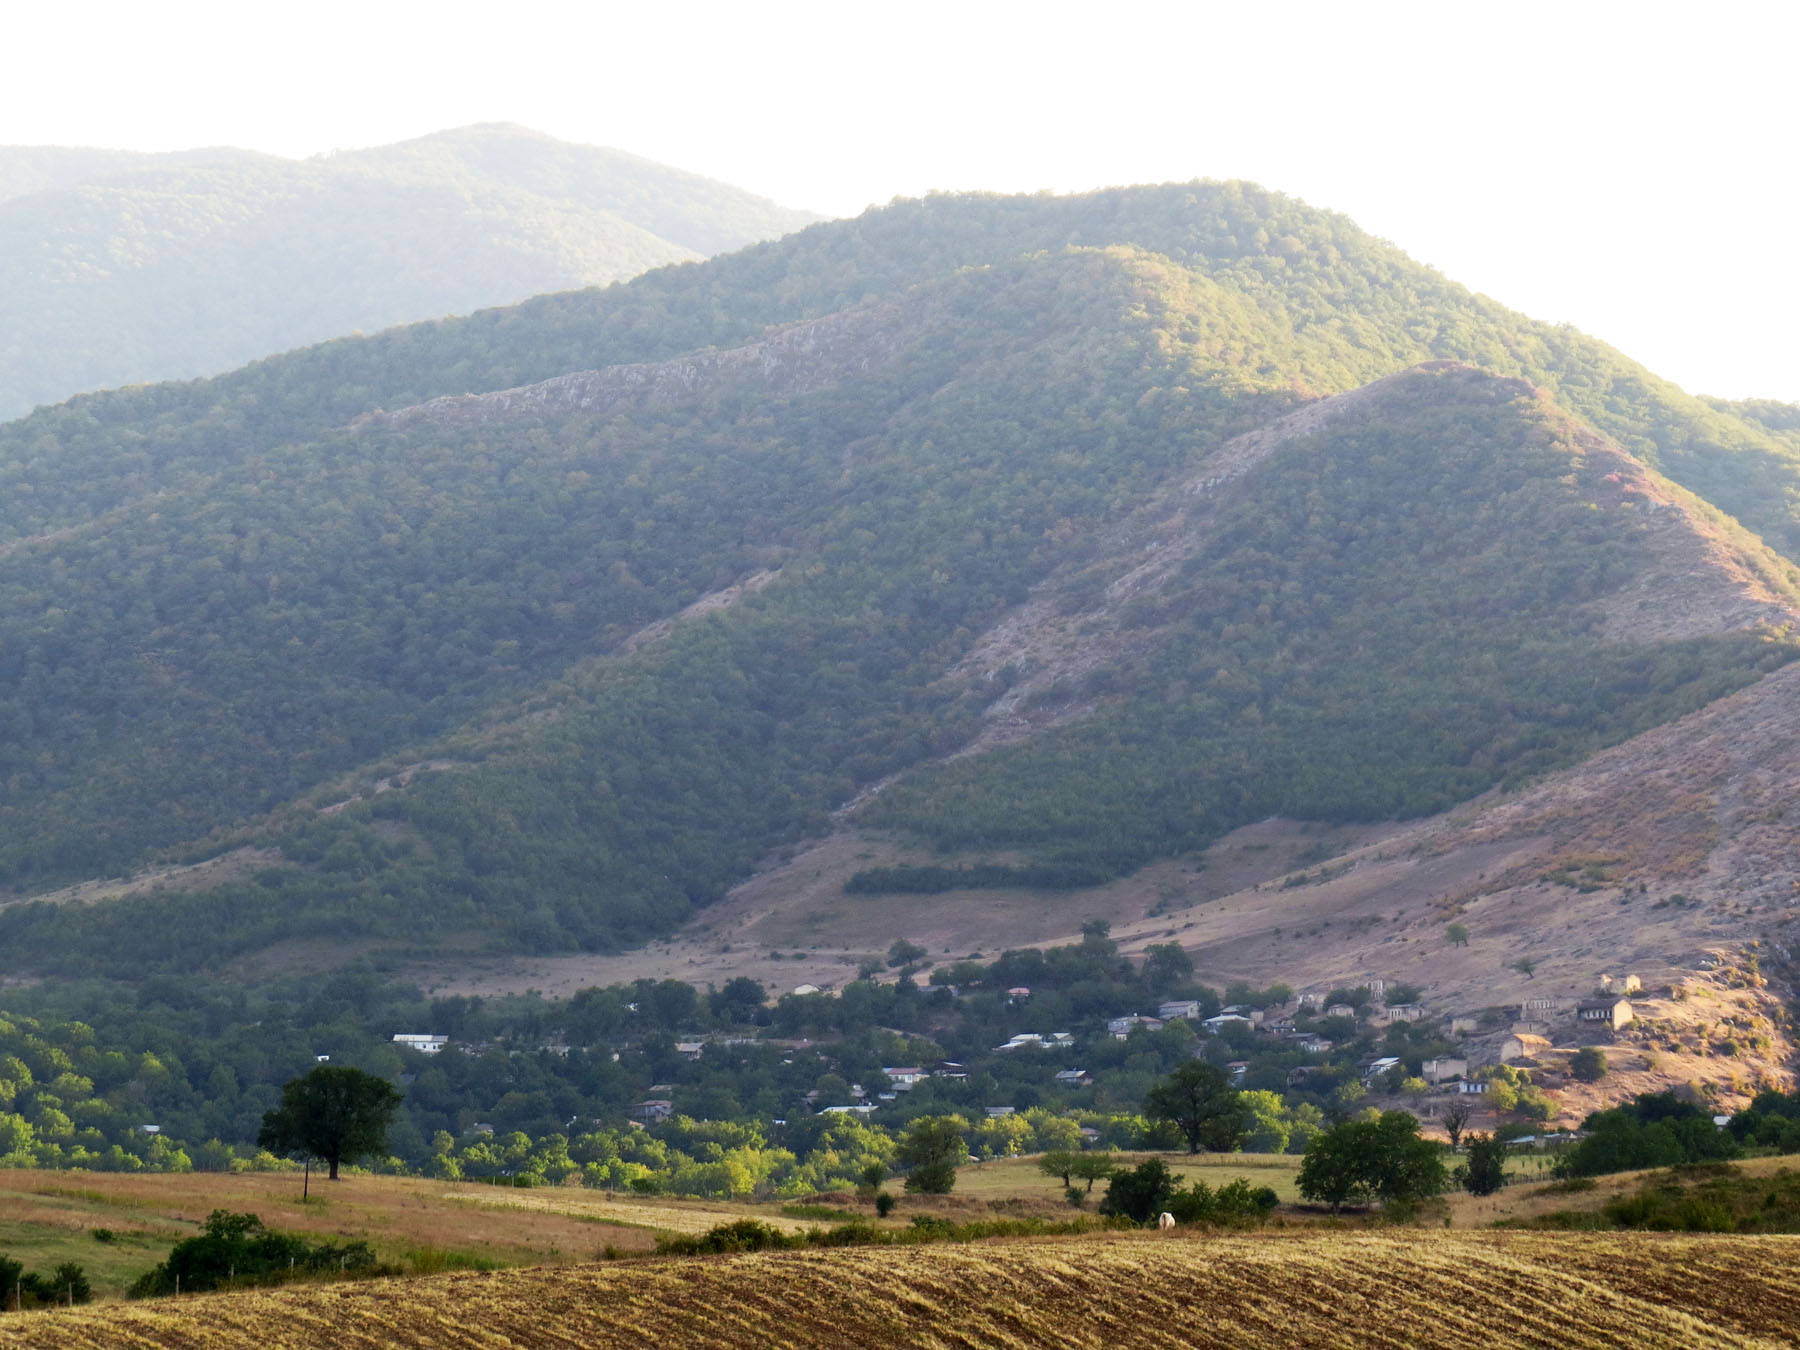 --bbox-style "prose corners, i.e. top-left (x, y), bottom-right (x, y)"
top-left (2, 1230), bottom-right (1798, 1348)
